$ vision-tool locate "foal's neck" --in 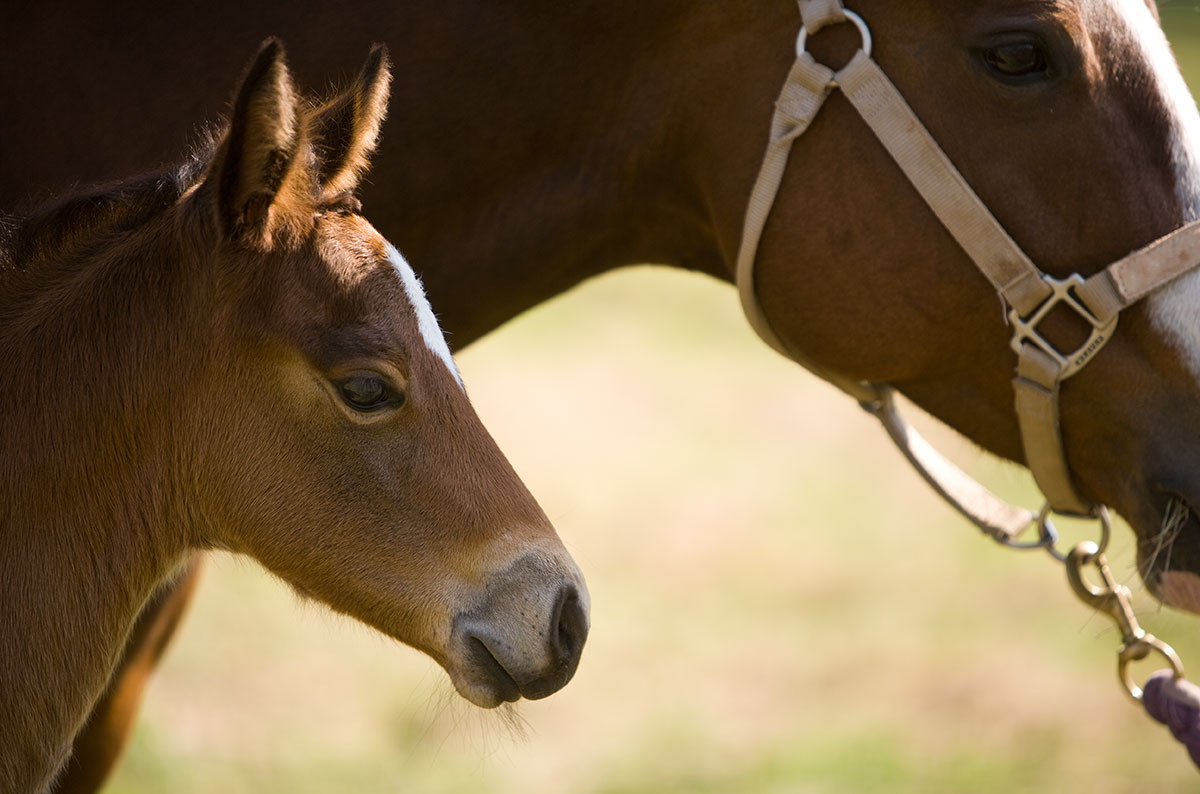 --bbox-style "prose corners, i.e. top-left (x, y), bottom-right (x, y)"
top-left (0, 205), bottom-right (200, 792)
